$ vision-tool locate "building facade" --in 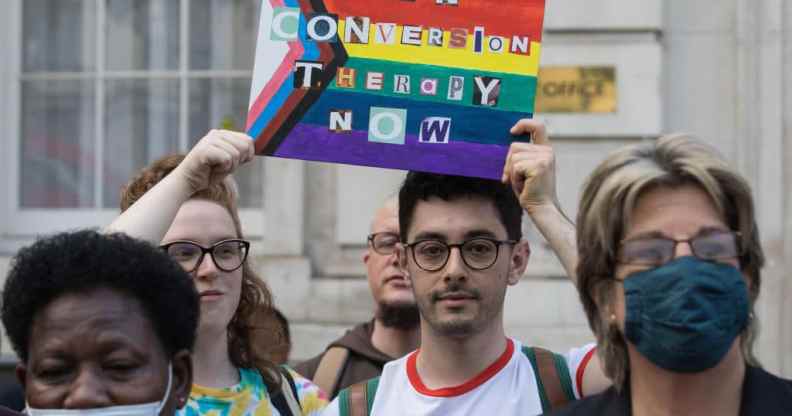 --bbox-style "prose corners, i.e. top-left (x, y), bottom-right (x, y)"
top-left (0, 0), bottom-right (790, 379)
